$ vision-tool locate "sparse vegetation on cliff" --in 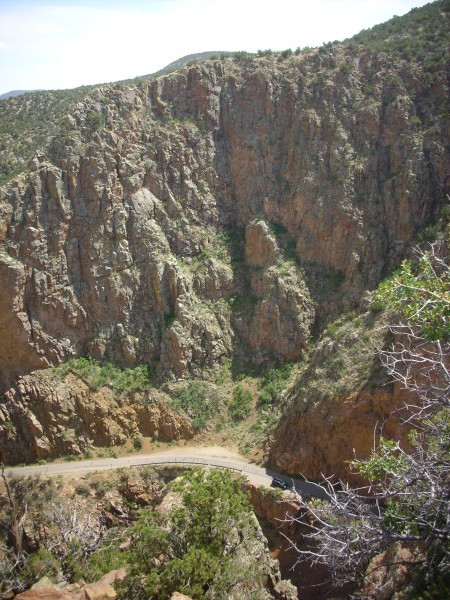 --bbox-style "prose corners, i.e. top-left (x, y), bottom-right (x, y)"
top-left (0, 86), bottom-right (95, 184)
top-left (53, 357), bottom-right (152, 393)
